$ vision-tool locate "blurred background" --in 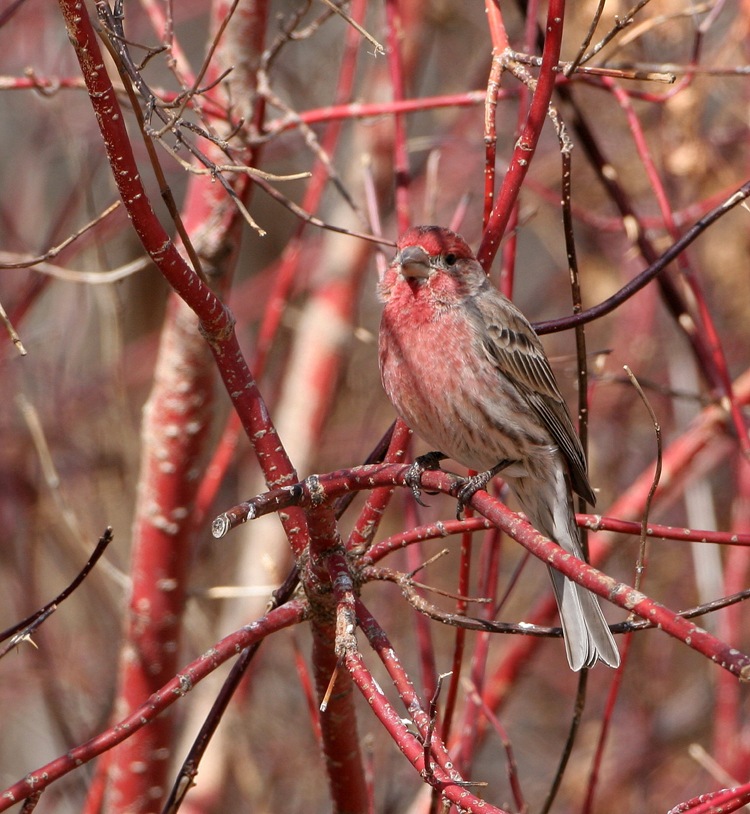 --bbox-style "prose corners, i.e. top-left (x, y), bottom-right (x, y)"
top-left (1, 0), bottom-right (750, 812)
